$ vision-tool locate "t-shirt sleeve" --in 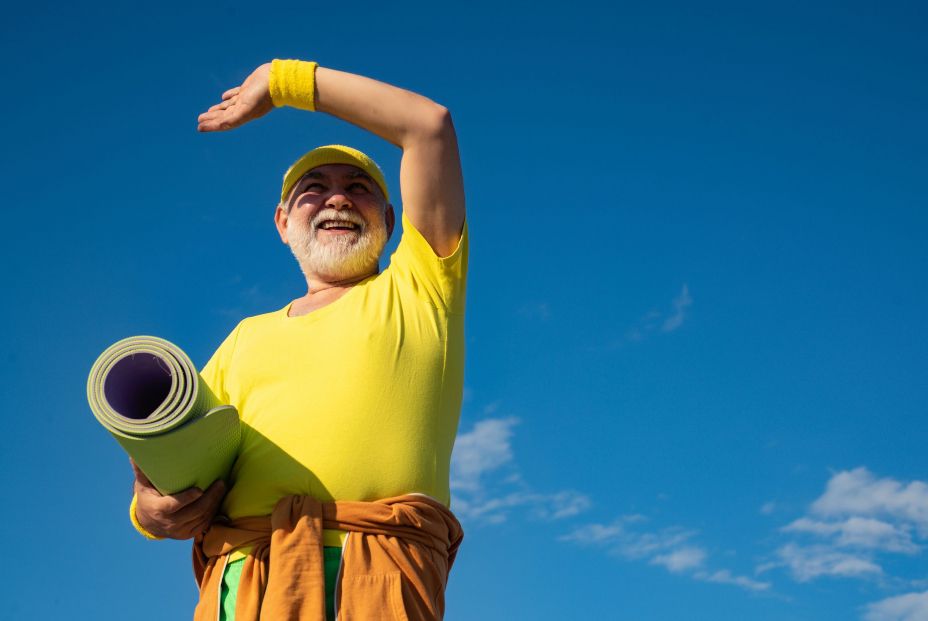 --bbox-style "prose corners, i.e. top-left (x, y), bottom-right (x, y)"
top-left (387, 212), bottom-right (469, 314)
top-left (199, 321), bottom-right (243, 404)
